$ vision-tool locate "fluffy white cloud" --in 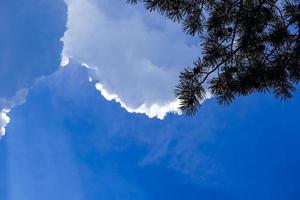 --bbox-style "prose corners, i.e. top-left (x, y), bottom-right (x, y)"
top-left (61, 0), bottom-right (202, 119)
